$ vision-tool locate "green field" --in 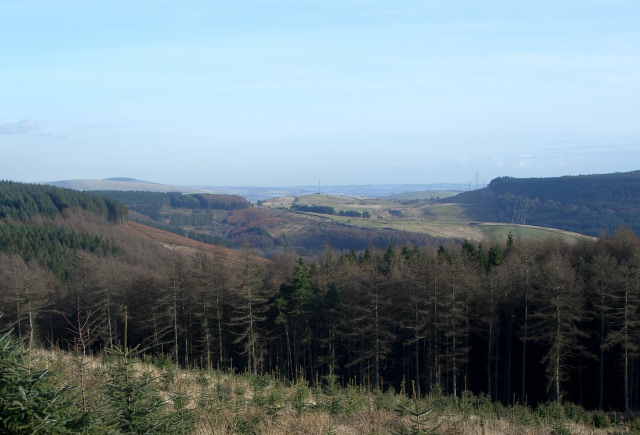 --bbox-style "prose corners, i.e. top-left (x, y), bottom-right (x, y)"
top-left (386, 189), bottom-right (463, 201)
top-left (262, 193), bottom-right (590, 244)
